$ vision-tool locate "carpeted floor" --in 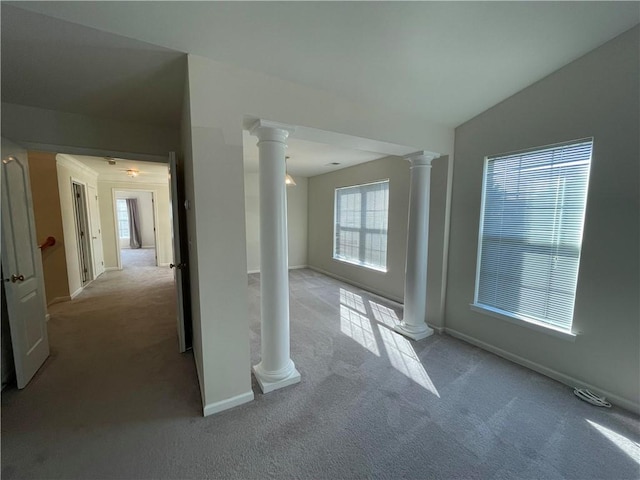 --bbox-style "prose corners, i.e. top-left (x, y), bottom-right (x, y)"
top-left (1, 268), bottom-right (638, 479)
top-left (121, 247), bottom-right (156, 268)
